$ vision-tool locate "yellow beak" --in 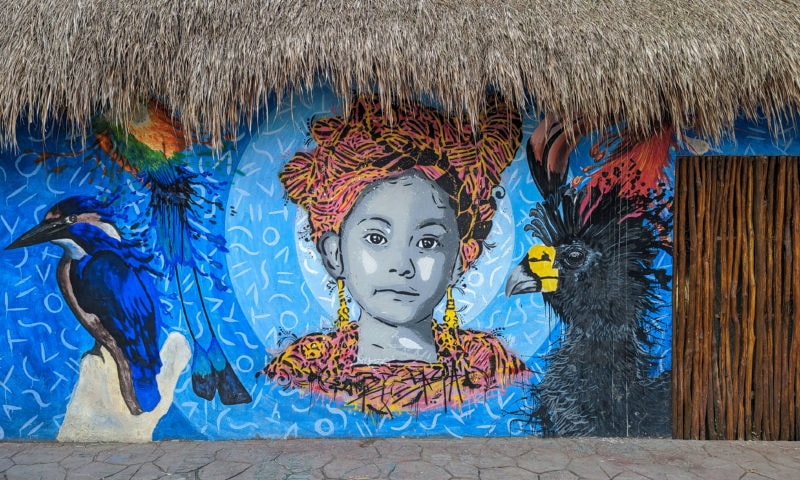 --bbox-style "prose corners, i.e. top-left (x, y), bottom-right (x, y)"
top-left (505, 244), bottom-right (559, 296)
